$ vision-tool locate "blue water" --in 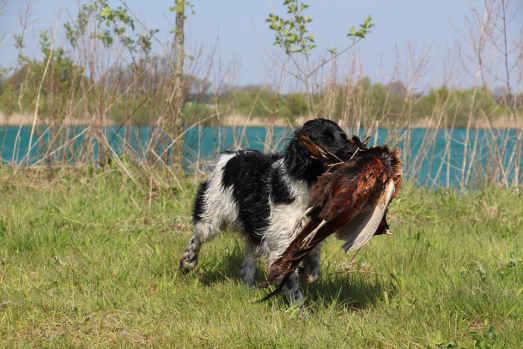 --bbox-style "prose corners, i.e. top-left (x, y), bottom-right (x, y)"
top-left (1, 125), bottom-right (522, 188)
